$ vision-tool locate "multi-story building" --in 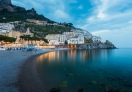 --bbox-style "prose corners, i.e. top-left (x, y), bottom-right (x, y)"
top-left (59, 35), bottom-right (66, 44)
top-left (63, 32), bottom-right (77, 38)
top-left (1, 27), bottom-right (34, 44)
top-left (45, 32), bottom-right (84, 45)
top-left (0, 23), bottom-right (14, 31)
top-left (45, 34), bottom-right (61, 45)
top-left (67, 35), bottom-right (84, 44)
